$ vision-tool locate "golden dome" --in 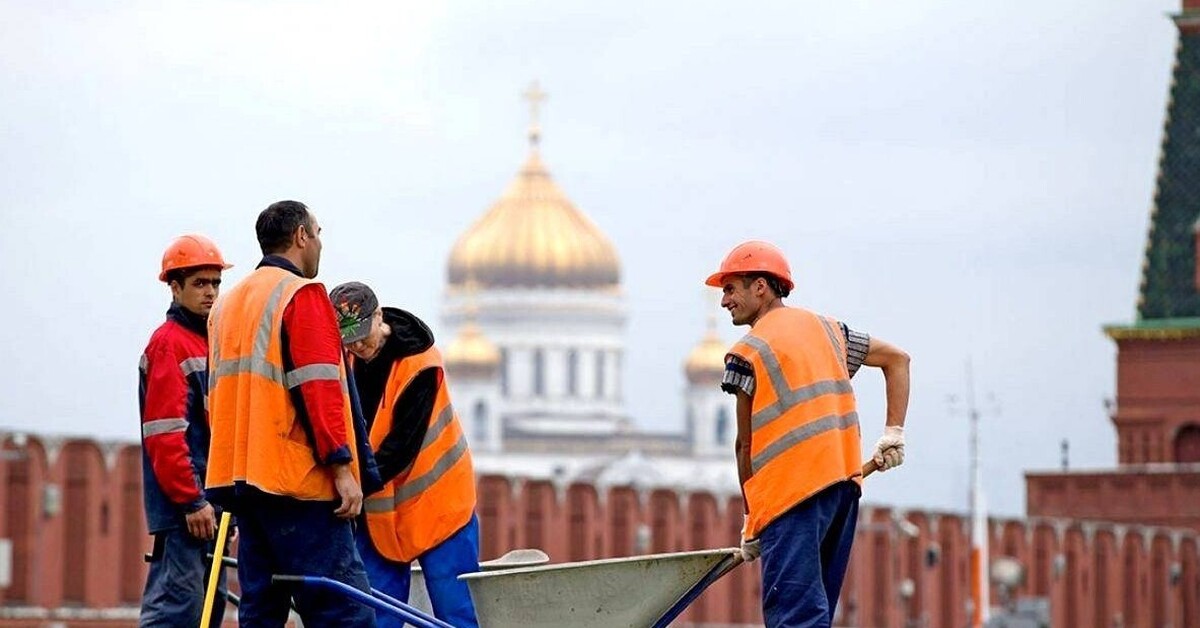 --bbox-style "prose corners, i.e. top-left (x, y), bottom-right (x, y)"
top-left (685, 322), bottom-right (729, 385)
top-left (447, 148), bottom-right (620, 289)
top-left (444, 321), bottom-right (501, 375)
